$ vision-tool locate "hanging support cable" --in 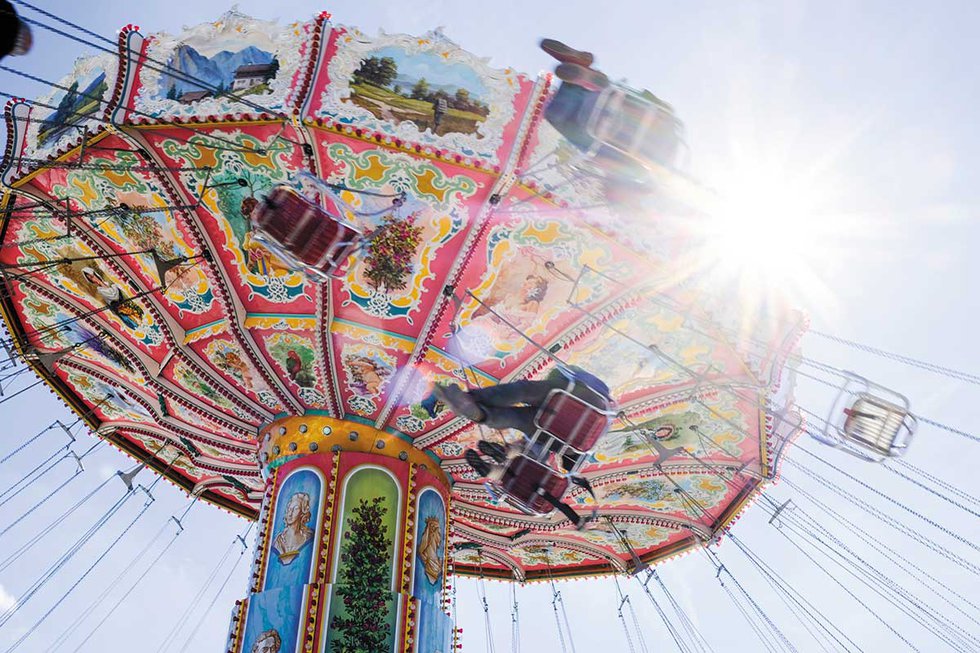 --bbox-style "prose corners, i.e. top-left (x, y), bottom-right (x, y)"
top-left (2, 485), bottom-right (156, 653)
top-left (63, 498), bottom-right (197, 653)
top-left (476, 552), bottom-right (497, 653)
top-left (635, 569), bottom-right (690, 653)
top-left (510, 581), bottom-right (521, 653)
top-left (613, 575), bottom-right (649, 653)
top-left (0, 480), bottom-right (137, 628)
